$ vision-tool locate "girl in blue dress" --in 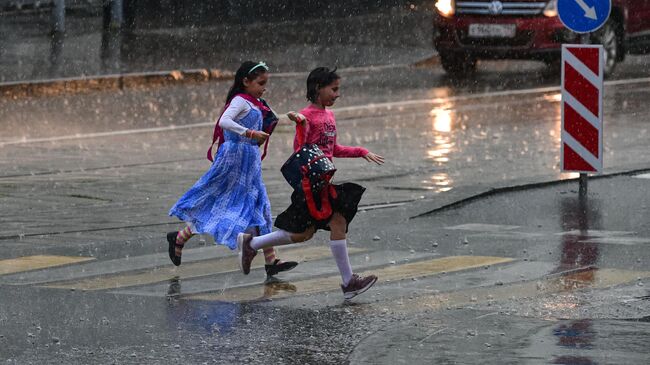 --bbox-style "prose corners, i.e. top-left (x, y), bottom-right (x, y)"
top-left (167, 61), bottom-right (297, 277)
